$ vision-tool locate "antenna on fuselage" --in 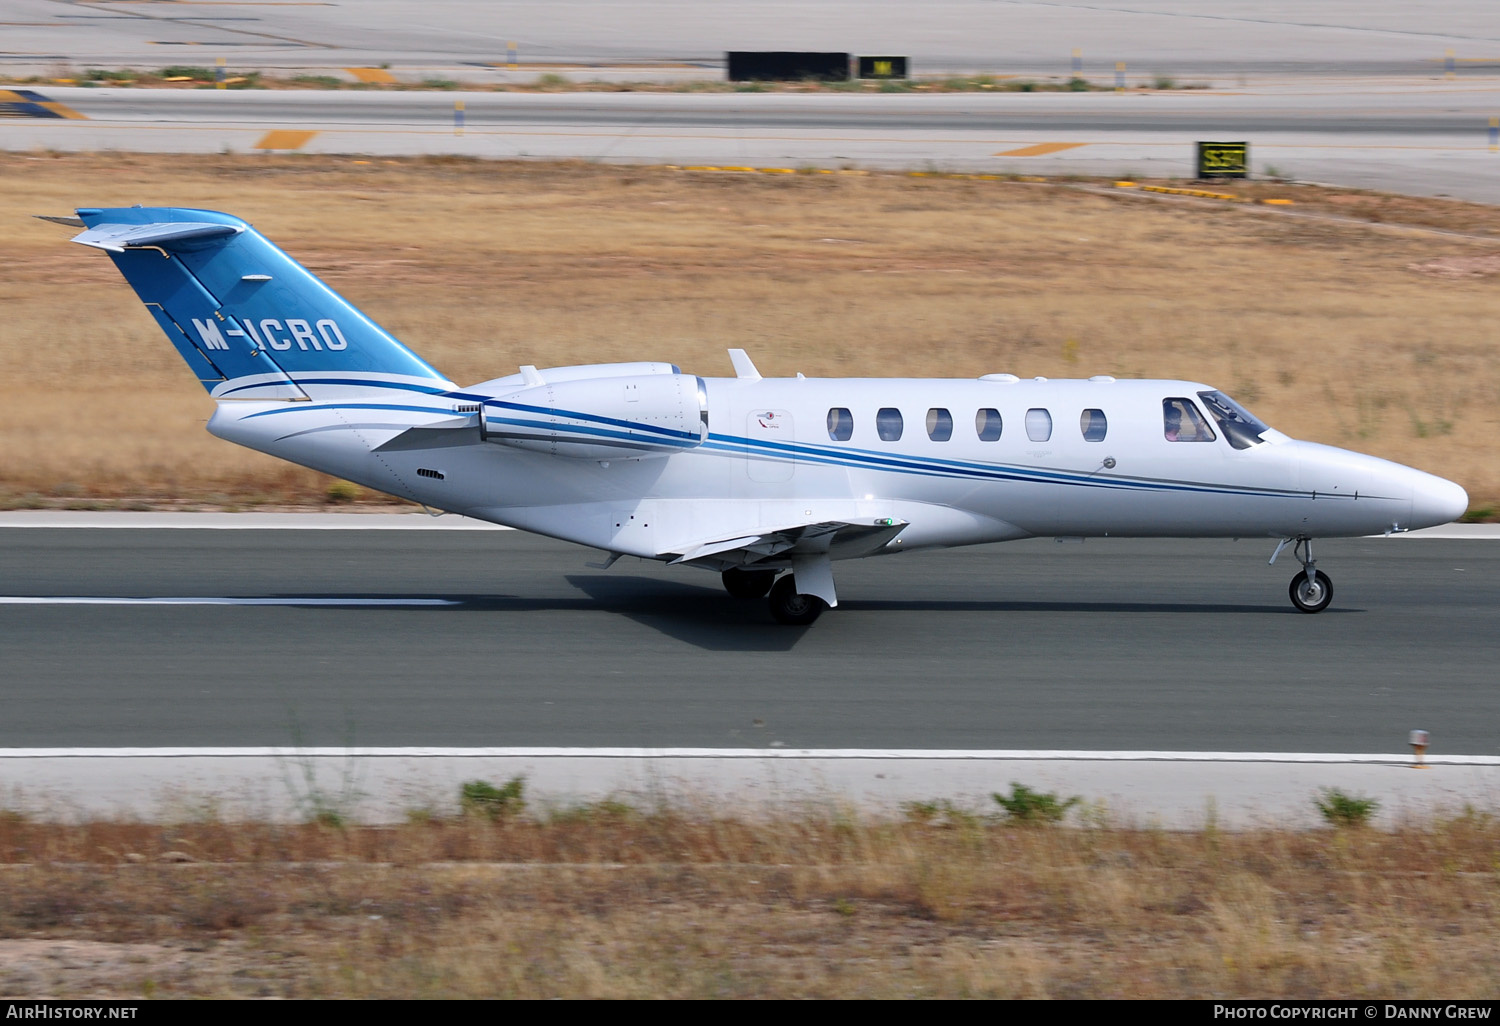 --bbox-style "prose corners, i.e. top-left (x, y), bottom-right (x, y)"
top-left (728, 349), bottom-right (761, 381)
